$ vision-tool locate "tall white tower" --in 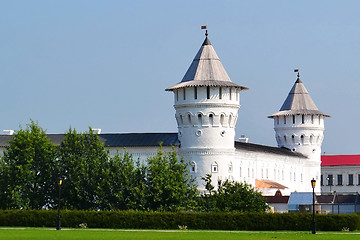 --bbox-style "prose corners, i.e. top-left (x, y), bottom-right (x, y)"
top-left (268, 70), bottom-right (330, 192)
top-left (166, 31), bottom-right (247, 190)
